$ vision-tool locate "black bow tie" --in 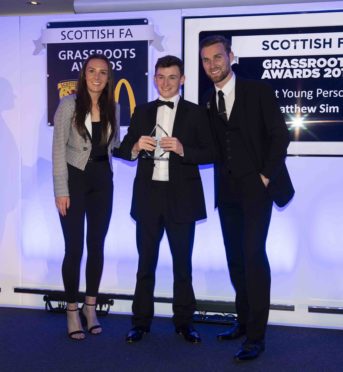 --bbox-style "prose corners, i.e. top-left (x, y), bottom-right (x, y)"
top-left (156, 99), bottom-right (174, 109)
